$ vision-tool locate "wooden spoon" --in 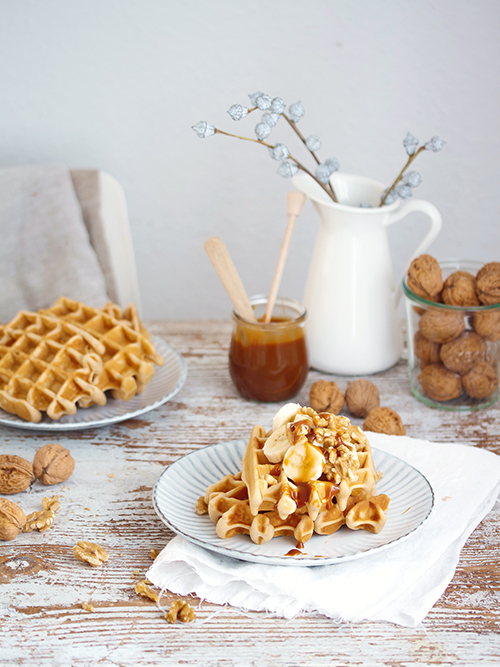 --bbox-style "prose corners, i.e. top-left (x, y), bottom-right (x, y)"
top-left (204, 236), bottom-right (257, 322)
top-left (263, 191), bottom-right (307, 323)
